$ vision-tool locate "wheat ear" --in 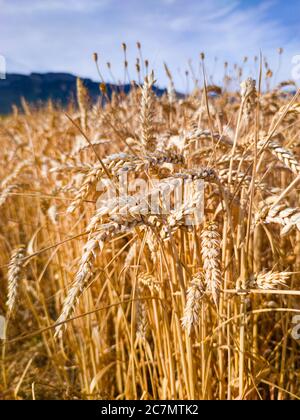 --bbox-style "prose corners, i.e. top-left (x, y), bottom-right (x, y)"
top-left (201, 222), bottom-right (222, 307)
top-left (181, 272), bottom-right (206, 336)
top-left (55, 235), bottom-right (99, 337)
top-left (55, 222), bottom-right (139, 336)
top-left (266, 204), bottom-right (300, 236)
top-left (140, 73), bottom-right (156, 153)
top-left (262, 140), bottom-right (300, 175)
top-left (76, 77), bottom-right (89, 132)
top-left (6, 245), bottom-right (26, 317)
top-left (250, 271), bottom-right (290, 289)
